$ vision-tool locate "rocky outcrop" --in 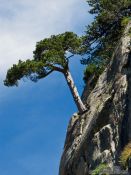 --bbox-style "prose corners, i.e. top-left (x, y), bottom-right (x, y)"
top-left (59, 22), bottom-right (131, 175)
